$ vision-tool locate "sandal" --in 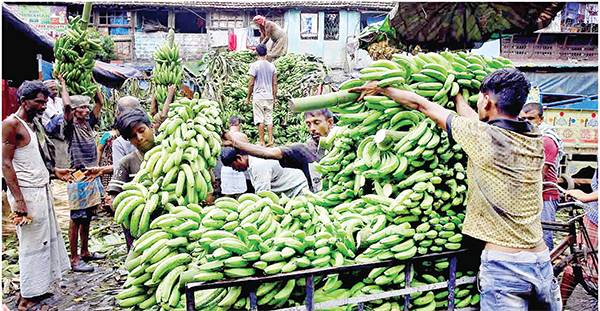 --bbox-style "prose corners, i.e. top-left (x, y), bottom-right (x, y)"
top-left (81, 252), bottom-right (106, 261)
top-left (17, 294), bottom-right (51, 311)
top-left (71, 260), bottom-right (94, 272)
top-left (28, 303), bottom-right (52, 311)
